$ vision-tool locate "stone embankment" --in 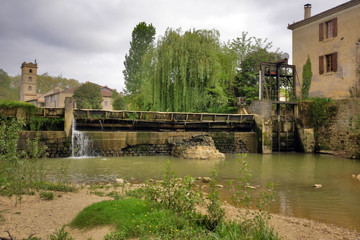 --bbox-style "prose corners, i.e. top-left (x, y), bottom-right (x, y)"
top-left (298, 99), bottom-right (360, 158)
